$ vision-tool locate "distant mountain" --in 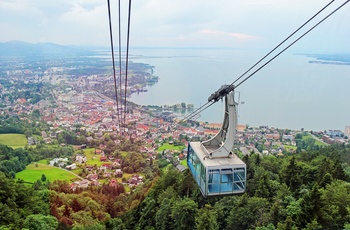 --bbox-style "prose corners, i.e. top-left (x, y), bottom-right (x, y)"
top-left (0, 41), bottom-right (94, 57)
